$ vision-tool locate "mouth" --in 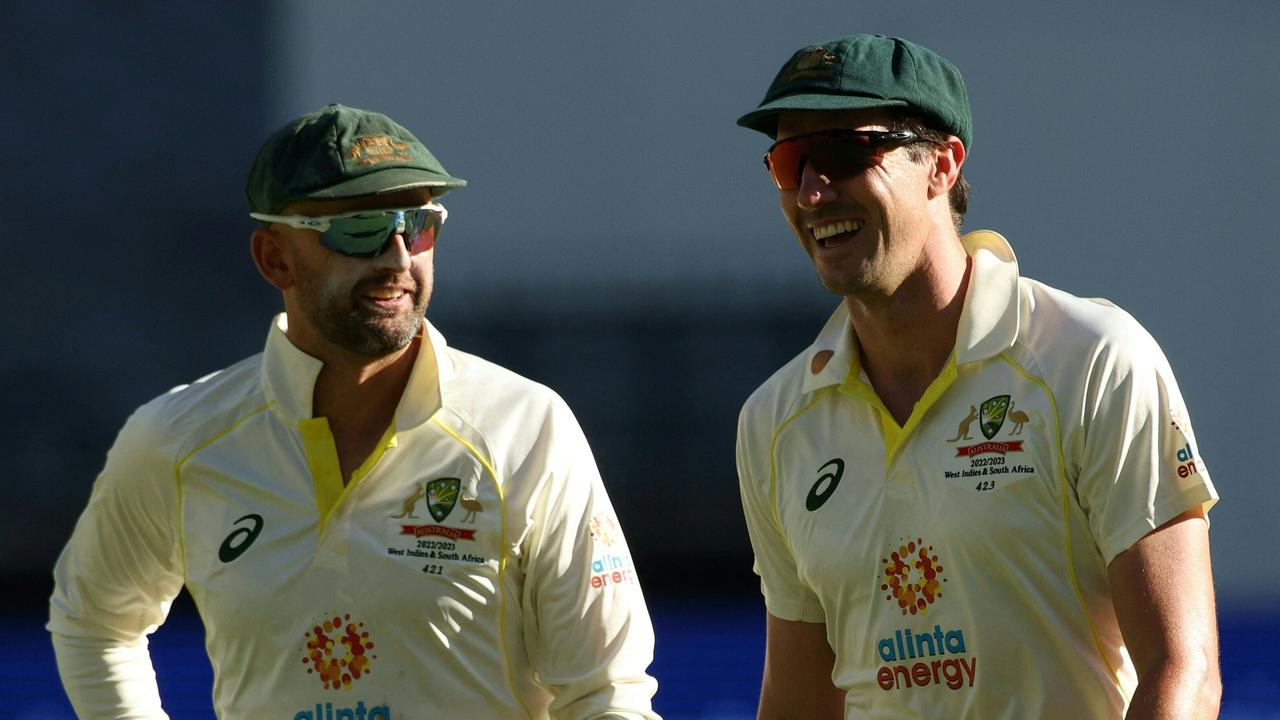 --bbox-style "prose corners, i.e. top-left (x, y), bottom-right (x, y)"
top-left (810, 219), bottom-right (864, 249)
top-left (359, 285), bottom-right (414, 310)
